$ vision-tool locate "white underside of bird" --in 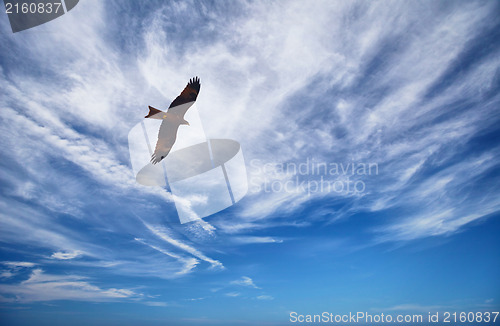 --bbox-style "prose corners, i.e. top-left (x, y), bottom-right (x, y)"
top-left (150, 101), bottom-right (194, 164)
